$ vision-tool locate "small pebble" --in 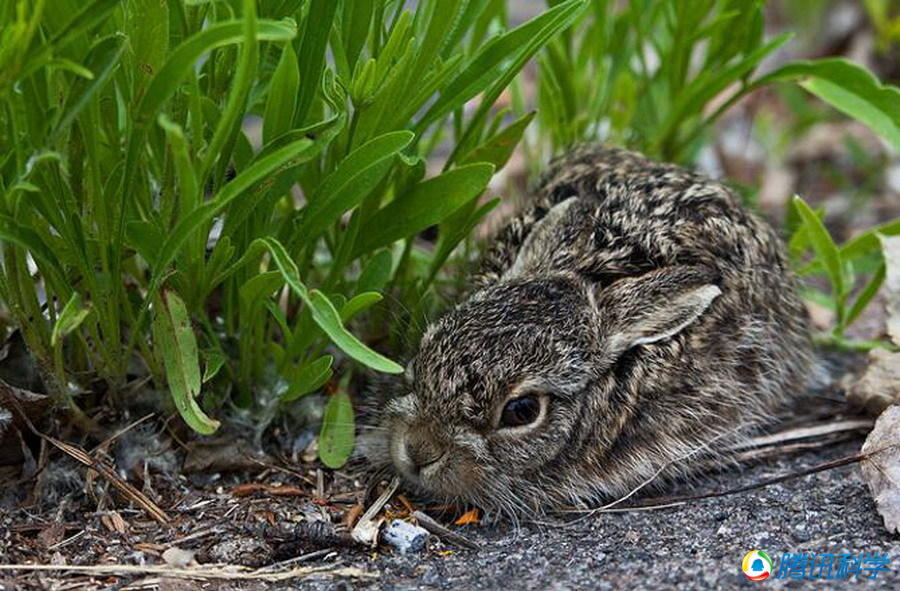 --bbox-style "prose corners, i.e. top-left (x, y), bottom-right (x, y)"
top-left (162, 547), bottom-right (196, 568)
top-left (383, 519), bottom-right (429, 554)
